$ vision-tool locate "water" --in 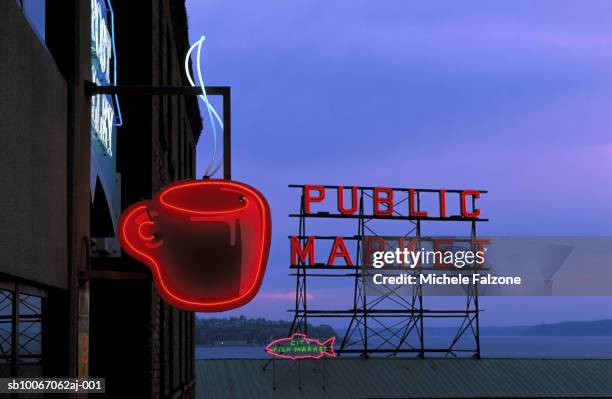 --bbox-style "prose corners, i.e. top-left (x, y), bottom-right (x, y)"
top-left (196, 336), bottom-right (612, 359)
top-left (197, 345), bottom-right (268, 359)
